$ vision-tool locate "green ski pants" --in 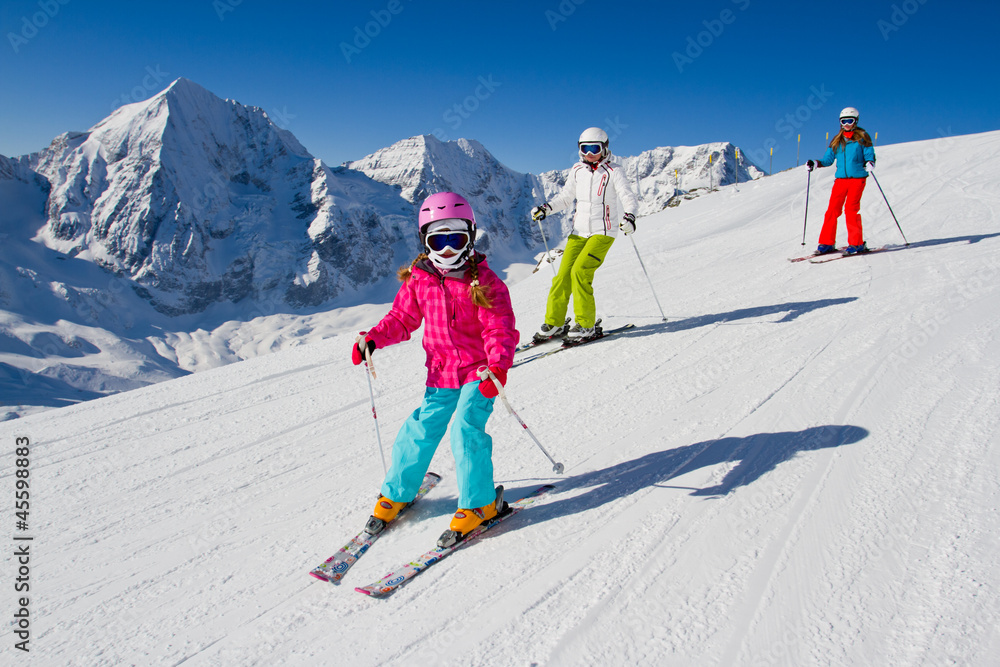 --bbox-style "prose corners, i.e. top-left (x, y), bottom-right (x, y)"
top-left (544, 234), bottom-right (616, 329)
